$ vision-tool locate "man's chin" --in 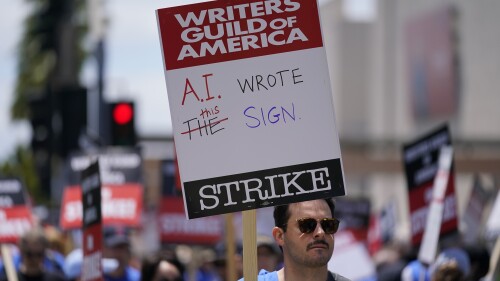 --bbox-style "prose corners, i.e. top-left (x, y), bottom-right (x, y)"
top-left (305, 253), bottom-right (331, 267)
